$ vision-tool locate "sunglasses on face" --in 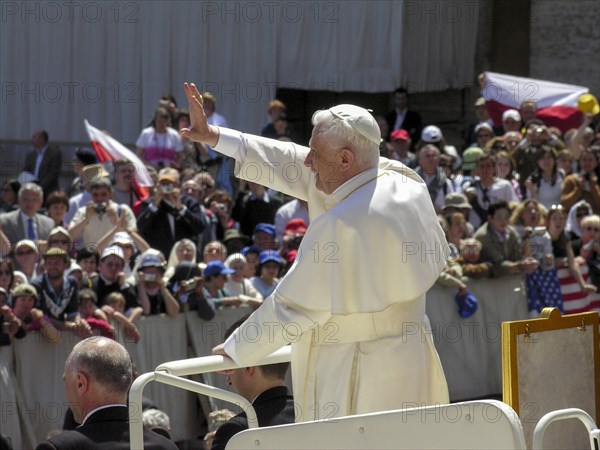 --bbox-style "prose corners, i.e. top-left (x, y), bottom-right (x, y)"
top-left (15, 250), bottom-right (35, 256)
top-left (0, 271), bottom-right (11, 276)
top-left (49, 240), bottom-right (70, 245)
top-left (585, 226), bottom-right (600, 232)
